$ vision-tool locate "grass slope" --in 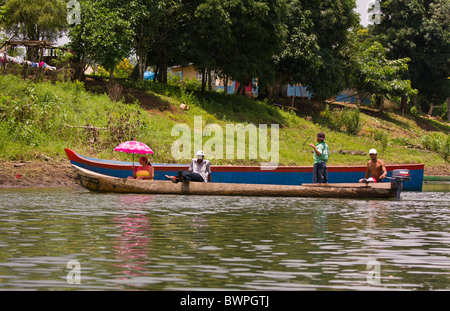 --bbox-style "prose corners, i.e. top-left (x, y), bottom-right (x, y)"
top-left (0, 74), bottom-right (448, 176)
